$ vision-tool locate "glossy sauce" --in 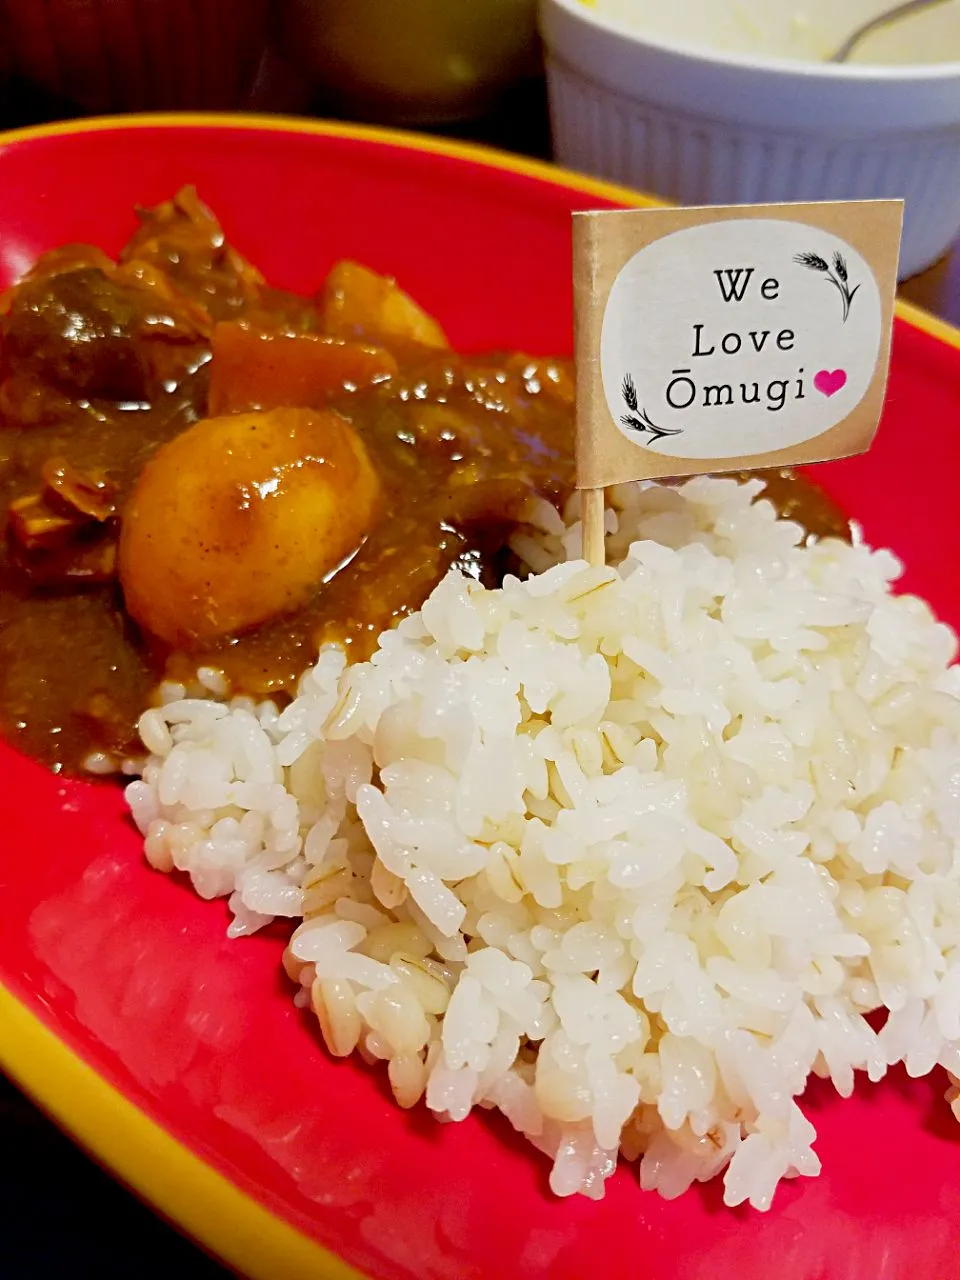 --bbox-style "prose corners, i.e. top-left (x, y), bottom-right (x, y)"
top-left (0, 190), bottom-right (849, 773)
